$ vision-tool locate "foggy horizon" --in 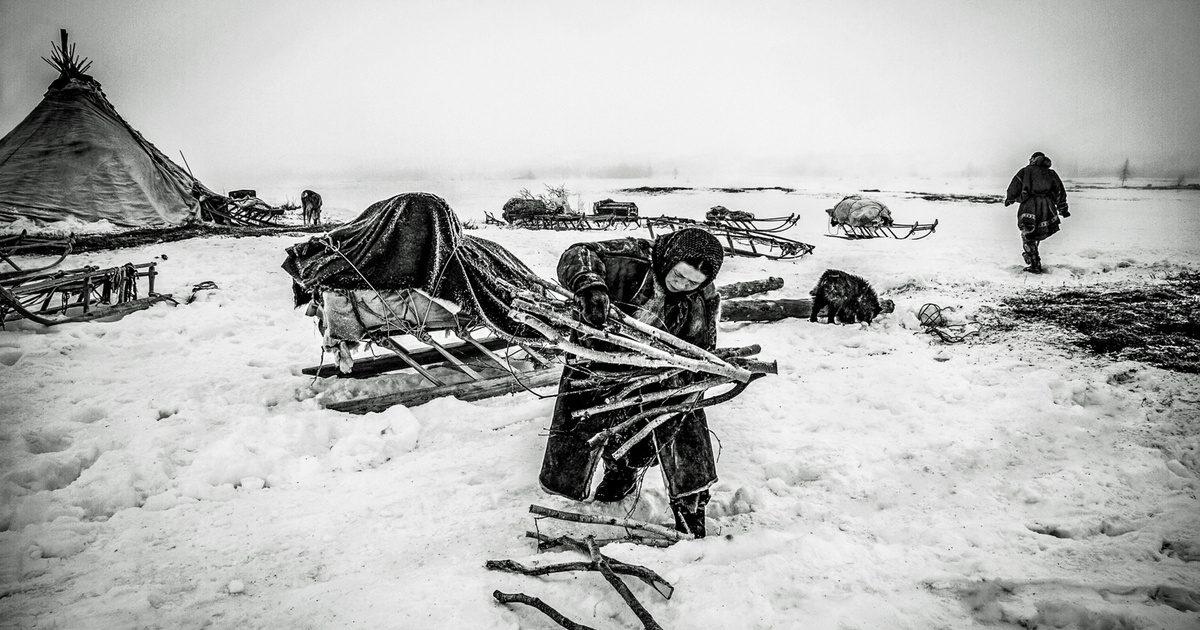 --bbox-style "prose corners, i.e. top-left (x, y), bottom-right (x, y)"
top-left (2, 0), bottom-right (1199, 188)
